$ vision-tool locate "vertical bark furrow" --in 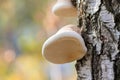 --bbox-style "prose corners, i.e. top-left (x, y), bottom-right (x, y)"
top-left (112, 1), bottom-right (120, 80)
top-left (92, 46), bottom-right (101, 80)
top-left (111, 0), bottom-right (120, 15)
top-left (115, 13), bottom-right (120, 31)
top-left (114, 52), bottom-right (120, 80)
top-left (104, 0), bottom-right (114, 14)
top-left (116, 0), bottom-right (120, 4)
top-left (118, 37), bottom-right (120, 50)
